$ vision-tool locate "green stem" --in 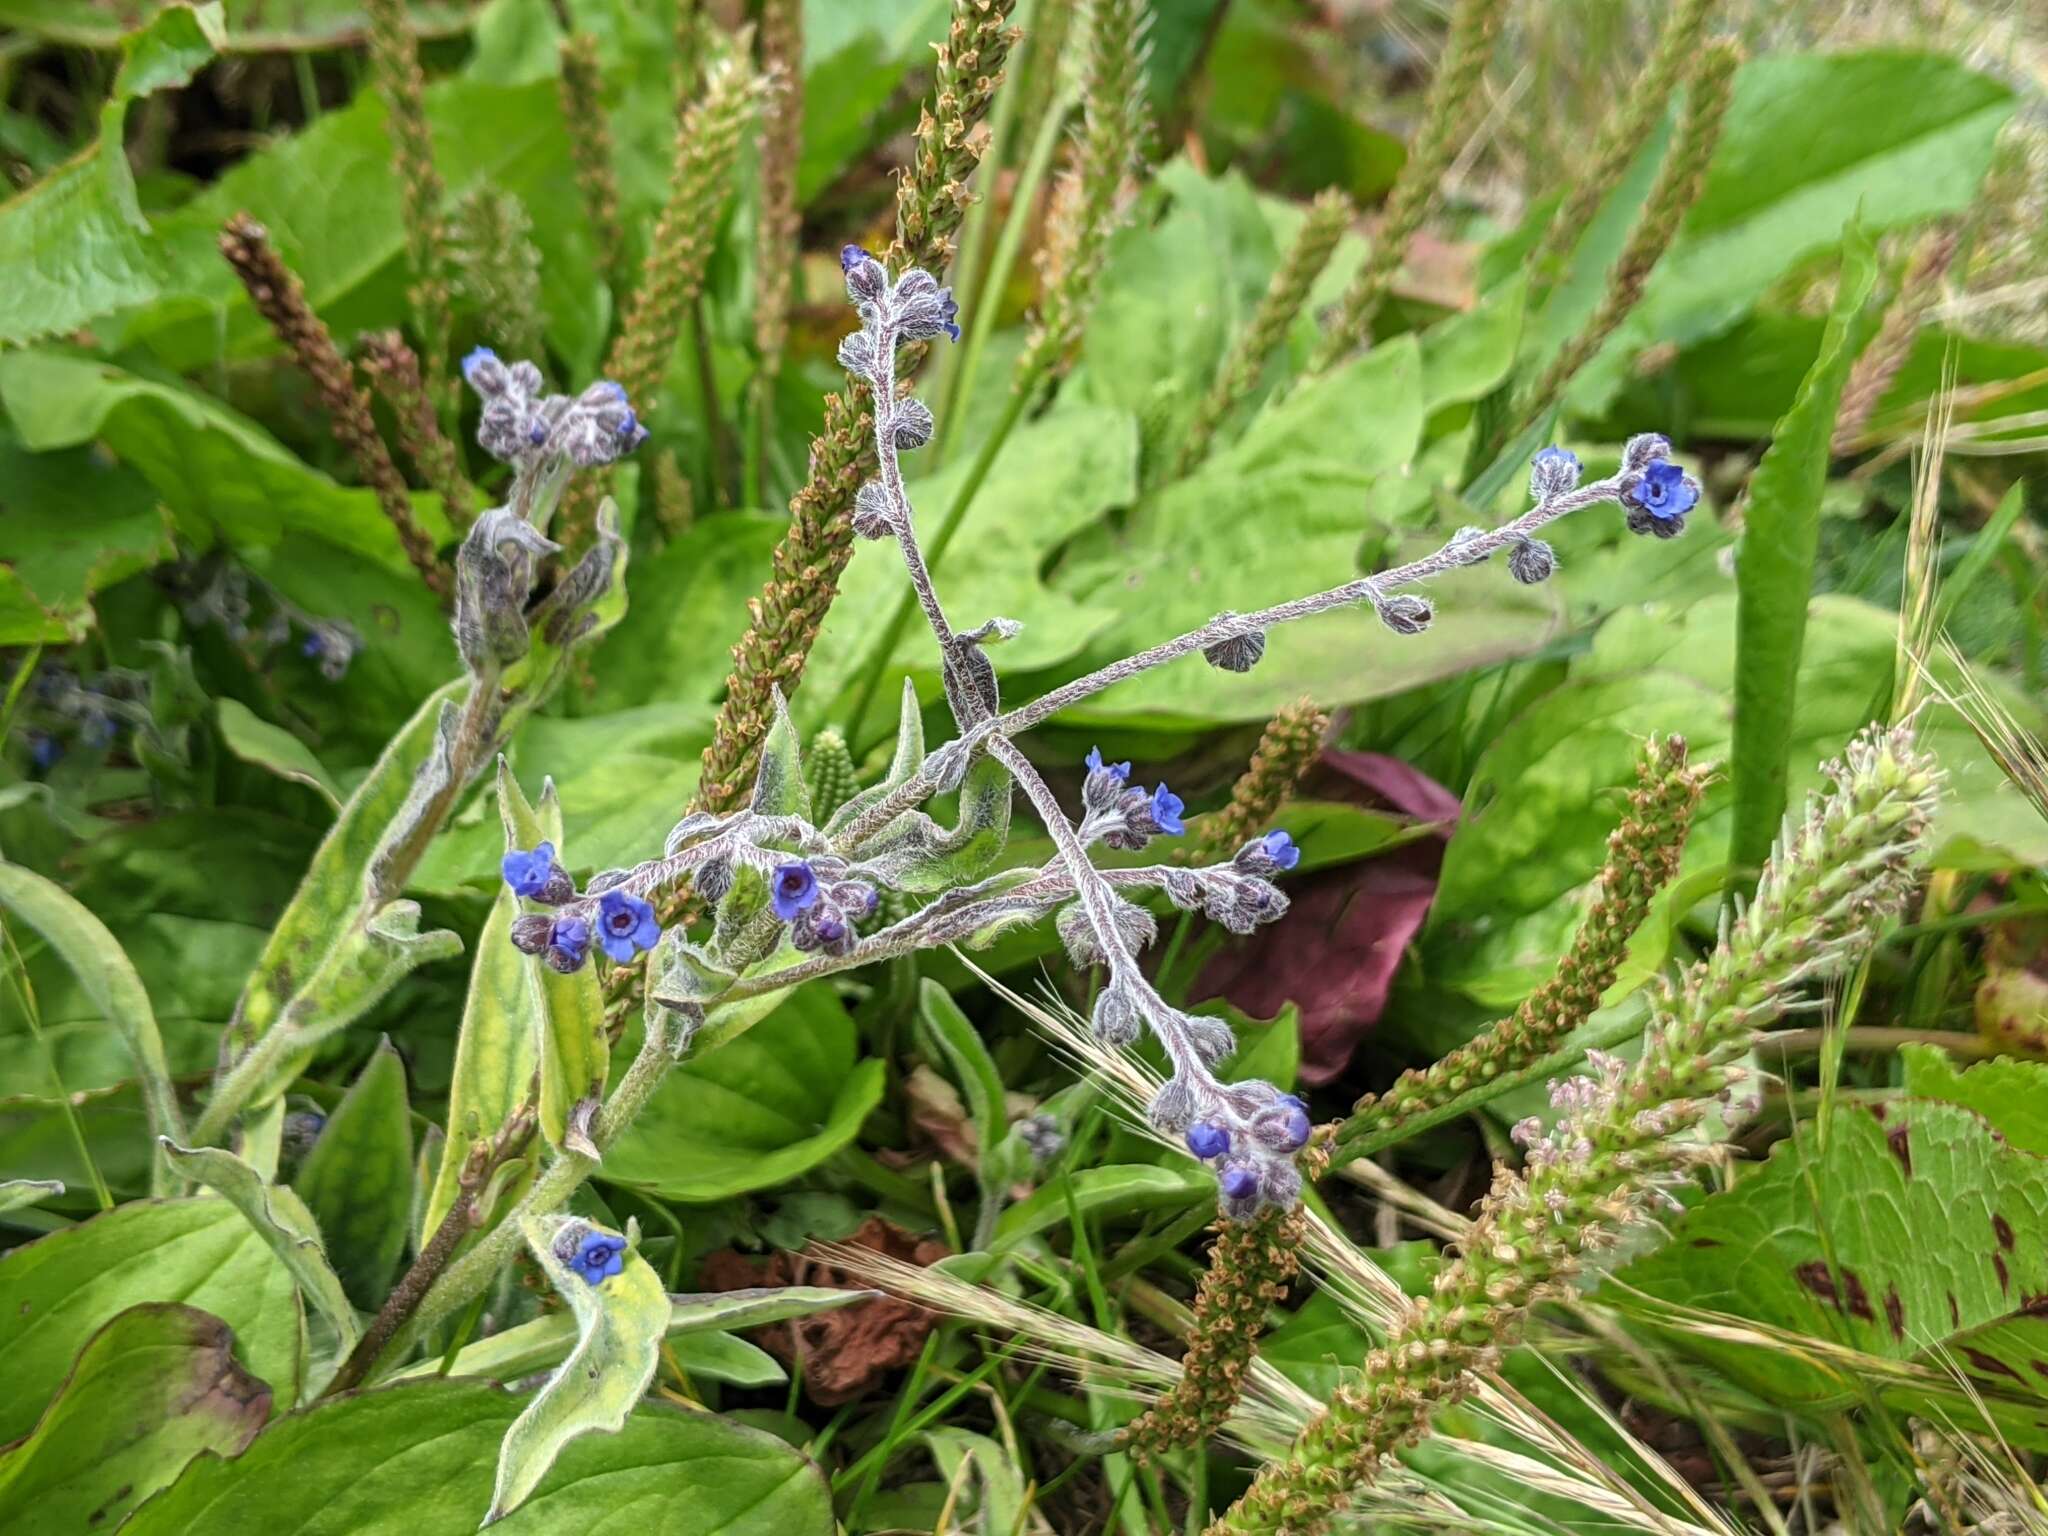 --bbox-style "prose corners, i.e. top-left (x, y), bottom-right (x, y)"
top-left (847, 385), bottom-right (1034, 743)
top-left (1329, 1009), bottom-right (1646, 1166)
